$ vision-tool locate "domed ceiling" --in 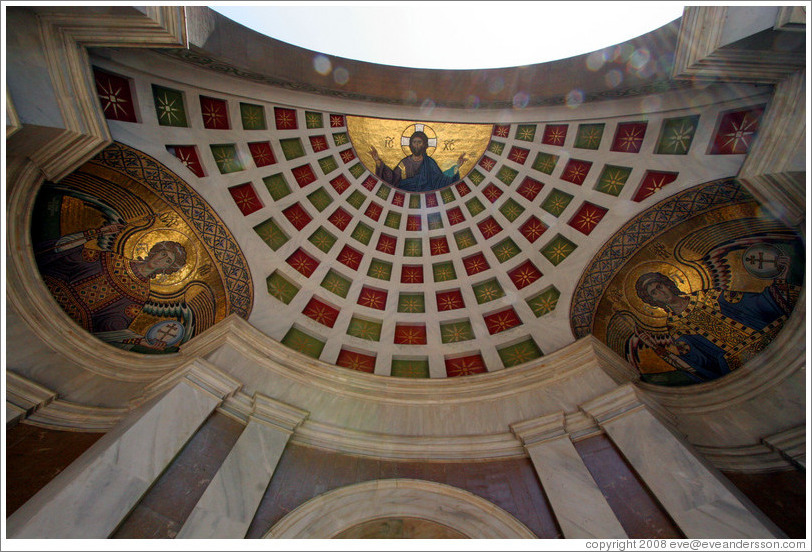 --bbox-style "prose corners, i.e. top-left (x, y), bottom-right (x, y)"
top-left (29, 12), bottom-right (803, 386)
